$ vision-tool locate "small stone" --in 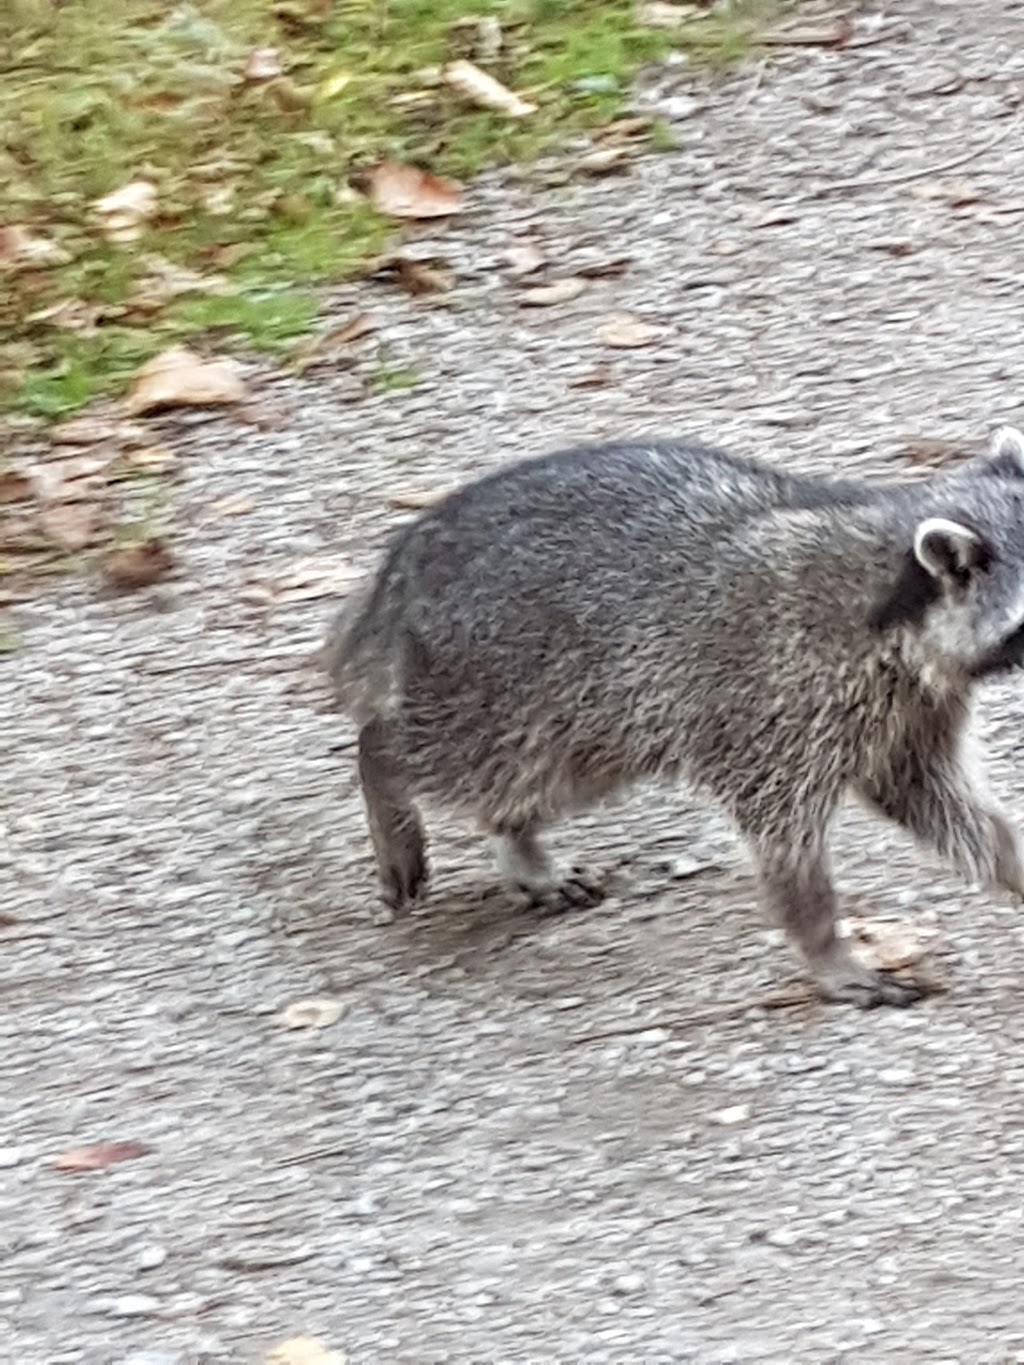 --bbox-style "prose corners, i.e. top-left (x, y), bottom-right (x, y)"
top-left (669, 855), bottom-right (716, 880)
top-left (765, 1225), bottom-right (800, 1249)
top-left (612, 1272), bottom-right (645, 1295)
top-left (877, 1067), bottom-right (915, 1086)
top-left (106, 1294), bottom-right (160, 1318)
top-left (0, 1147), bottom-right (24, 1168)
top-left (119, 1353), bottom-right (187, 1365)
top-left (137, 1244), bottom-right (167, 1271)
top-left (711, 1103), bottom-right (750, 1125)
